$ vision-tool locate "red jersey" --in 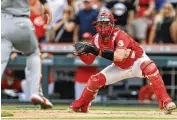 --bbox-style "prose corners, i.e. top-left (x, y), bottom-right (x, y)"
top-left (75, 54), bottom-right (99, 83)
top-left (1, 79), bottom-right (22, 92)
top-left (137, 0), bottom-right (153, 17)
top-left (30, 11), bottom-right (46, 39)
top-left (92, 28), bottom-right (144, 69)
top-left (48, 72), bottom-right (54, 84)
